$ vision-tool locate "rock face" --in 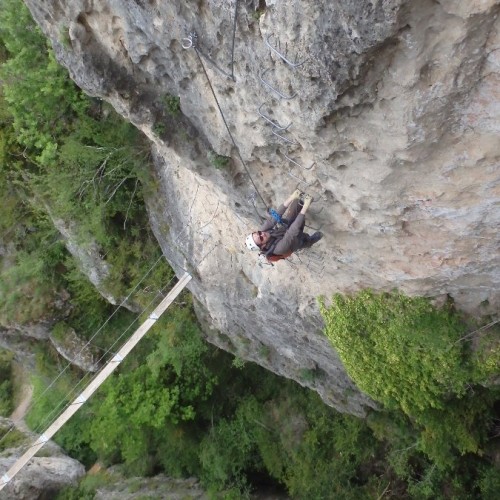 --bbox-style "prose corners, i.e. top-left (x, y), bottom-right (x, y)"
top-left (94, 473), bottom-right (208, 500)
top-left (0, 417), bottom-right (85, 499)
top-left (48, 211), bottom-right (140, 313)
top-left (0, 324), bottom-right (51, 371)
top-left (0, 455), bottom-right (84, 499)
top-left (49, 323), bottom-right (100, 372)
top-left (24, 0), bottom-right (500, 415)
